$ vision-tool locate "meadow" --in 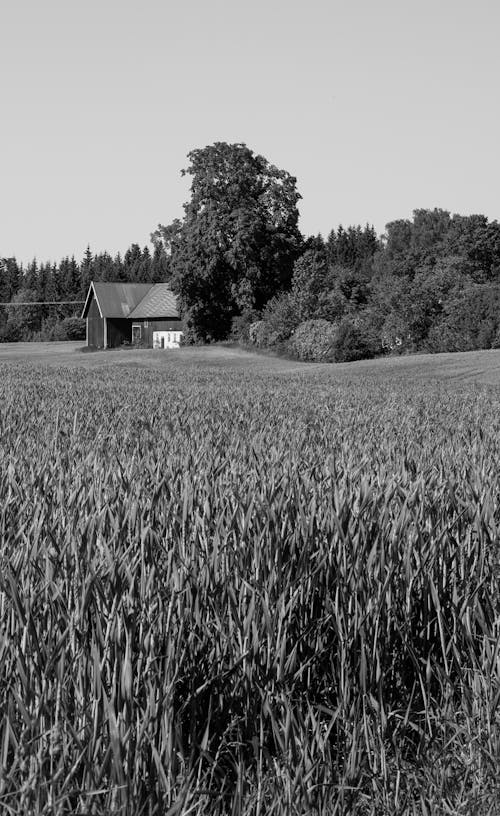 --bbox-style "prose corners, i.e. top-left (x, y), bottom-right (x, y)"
top-left (0, 344), bottom-right (500, 815)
